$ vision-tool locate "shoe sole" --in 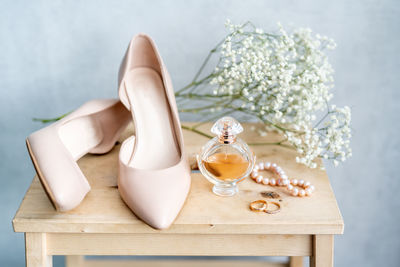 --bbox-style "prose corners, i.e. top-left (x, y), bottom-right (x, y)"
top-left (26, 138), bottom-right (59, 211)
